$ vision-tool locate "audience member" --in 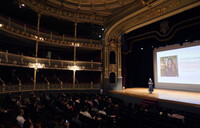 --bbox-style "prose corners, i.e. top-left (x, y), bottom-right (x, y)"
top-left (16, 109), bottom-right (25, 128)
